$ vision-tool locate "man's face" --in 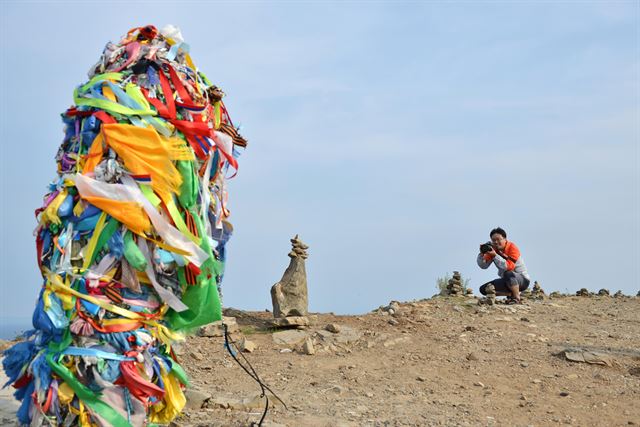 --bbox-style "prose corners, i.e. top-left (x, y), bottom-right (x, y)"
top-left (491, 233), bottom-right (507, 251)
